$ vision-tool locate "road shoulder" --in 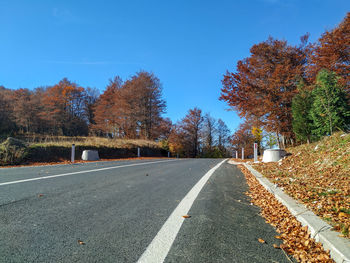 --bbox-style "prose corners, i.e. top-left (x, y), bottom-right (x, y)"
top-left (165, 162), bottom-right (293, 263)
